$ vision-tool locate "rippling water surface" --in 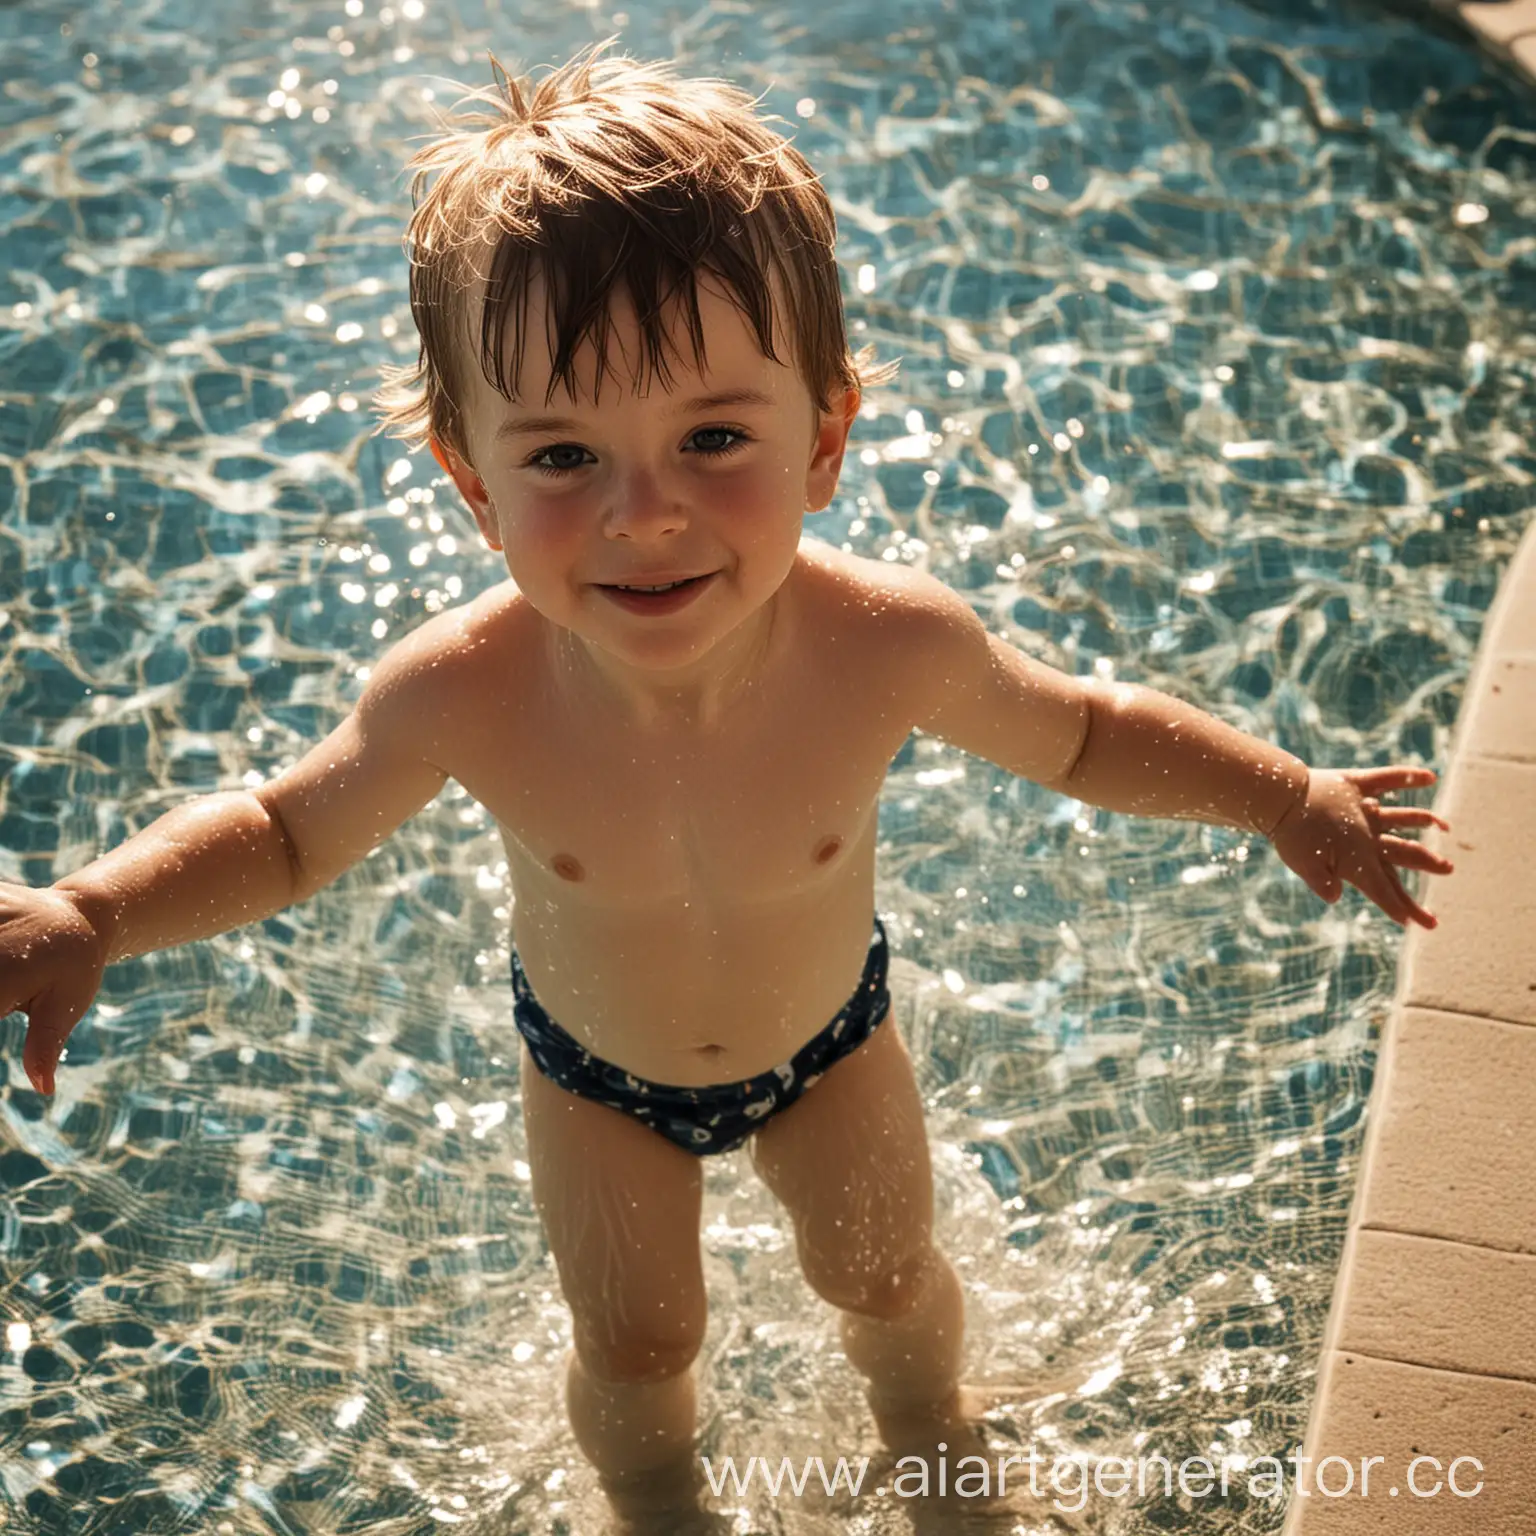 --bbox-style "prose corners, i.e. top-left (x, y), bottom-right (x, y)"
top-left (2, 0), bottom-right (1532, 1530)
